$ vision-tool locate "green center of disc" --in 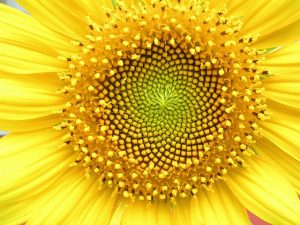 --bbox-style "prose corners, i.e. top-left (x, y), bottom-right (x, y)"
top-left (140, 72), bottom-right (195, 126)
